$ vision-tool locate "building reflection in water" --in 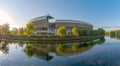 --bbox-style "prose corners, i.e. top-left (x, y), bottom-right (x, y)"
top-left (23, 37), bottom-right (105, 60)
top-left (0, 37), bottom-right (105, 61)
